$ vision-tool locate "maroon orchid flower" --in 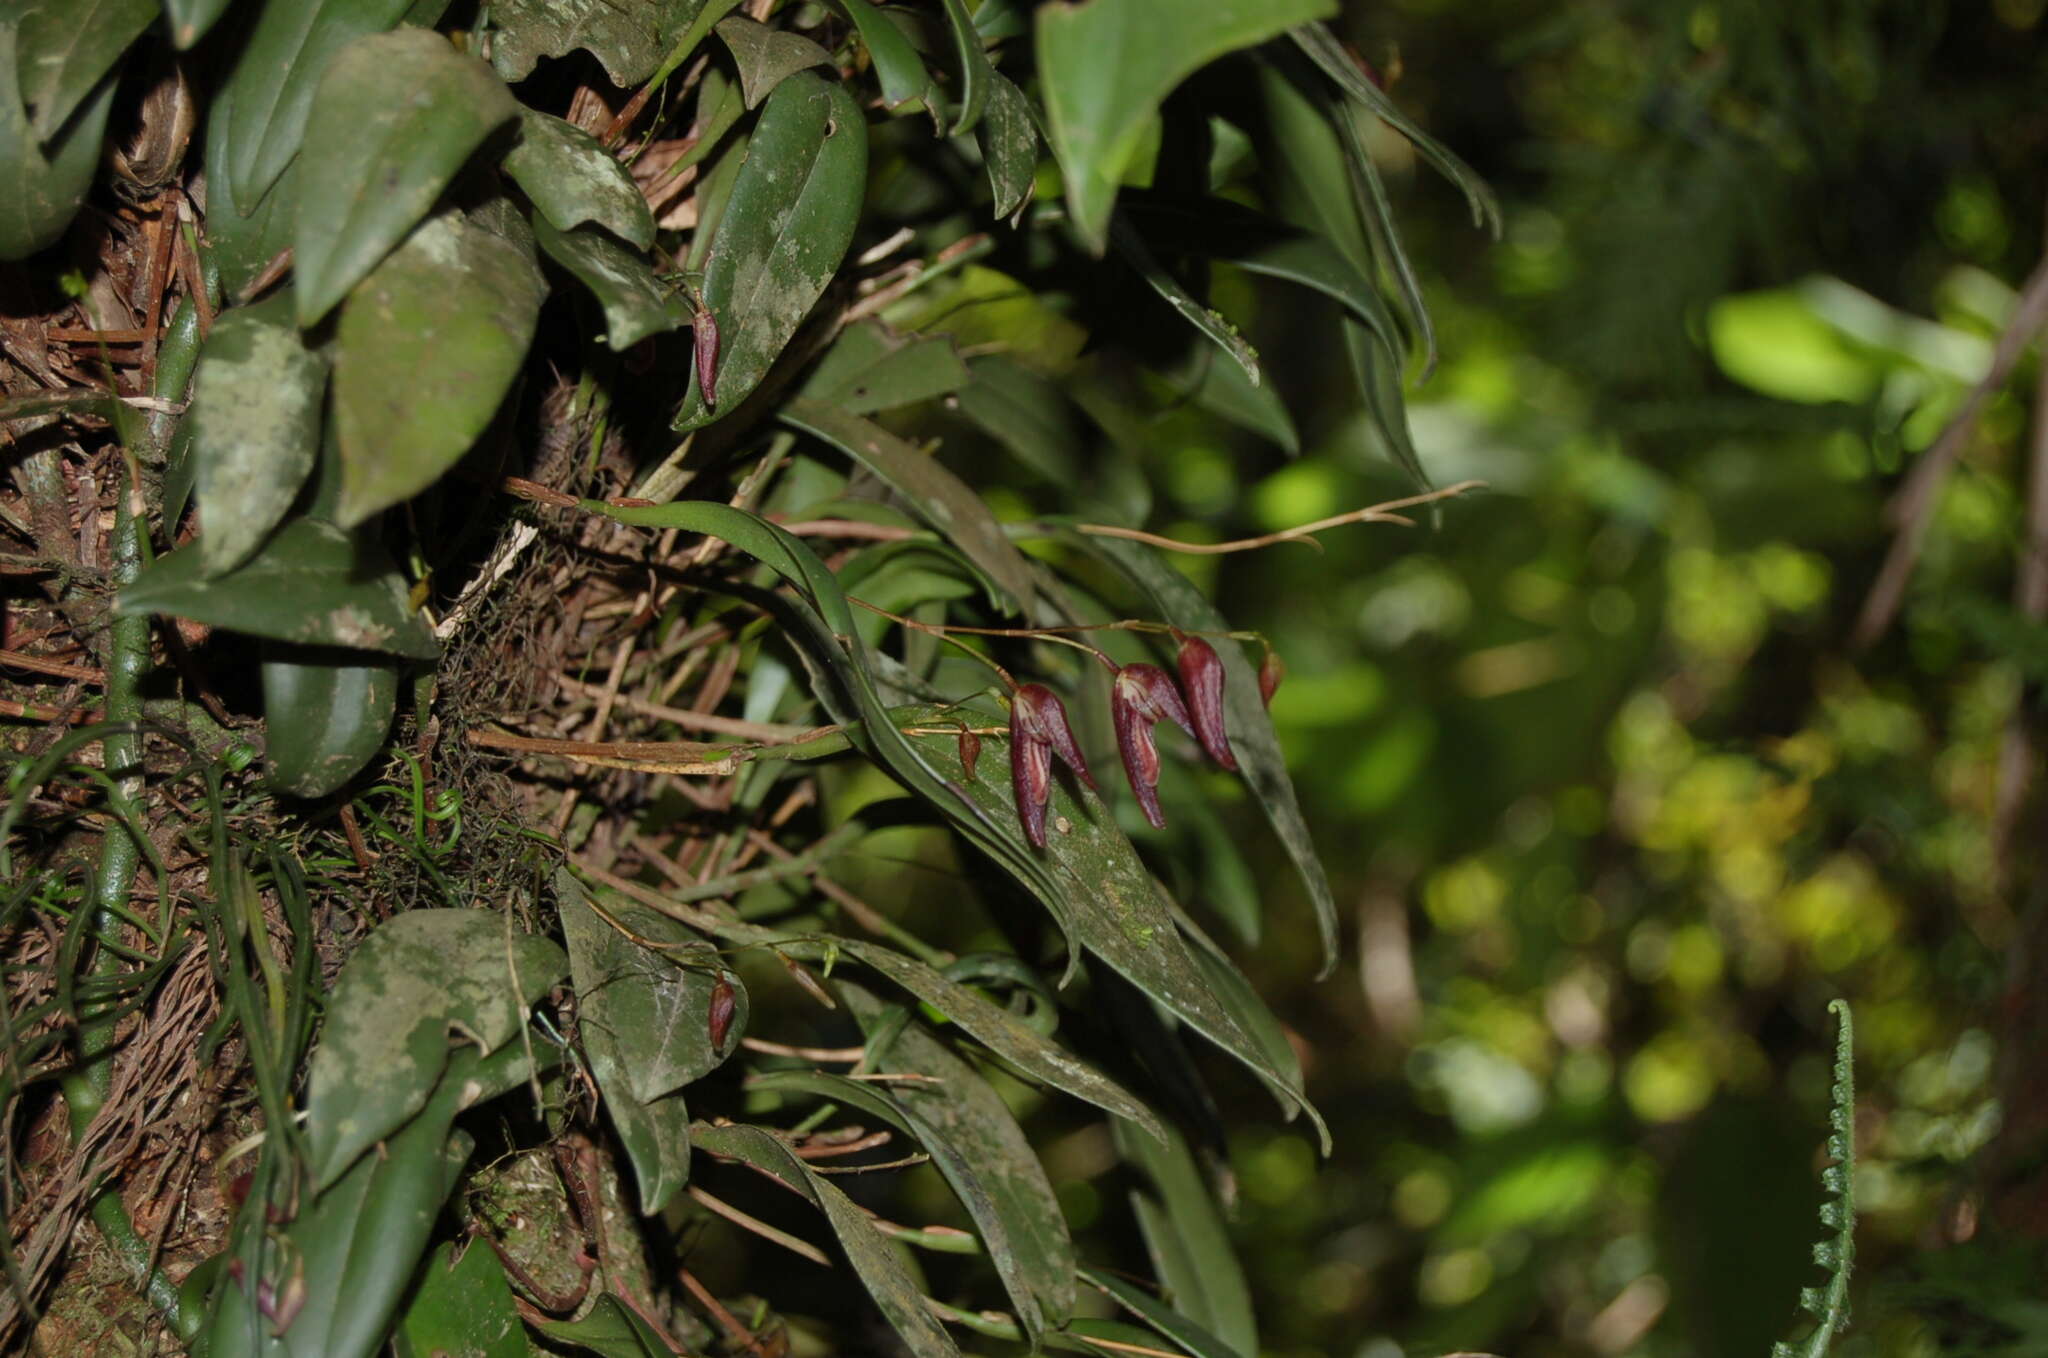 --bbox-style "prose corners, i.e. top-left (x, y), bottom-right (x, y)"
top-left (1258, 646), bottom-right (1285, 709)
top-left (692, 306), bottom-right (721, 410)
top-left (1009, 684), bottom-right (1095, 848)
top-left (1112, 663), bottom-right (1196, 829)
top-left (1175, 636), bottom-right (1237, 771)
